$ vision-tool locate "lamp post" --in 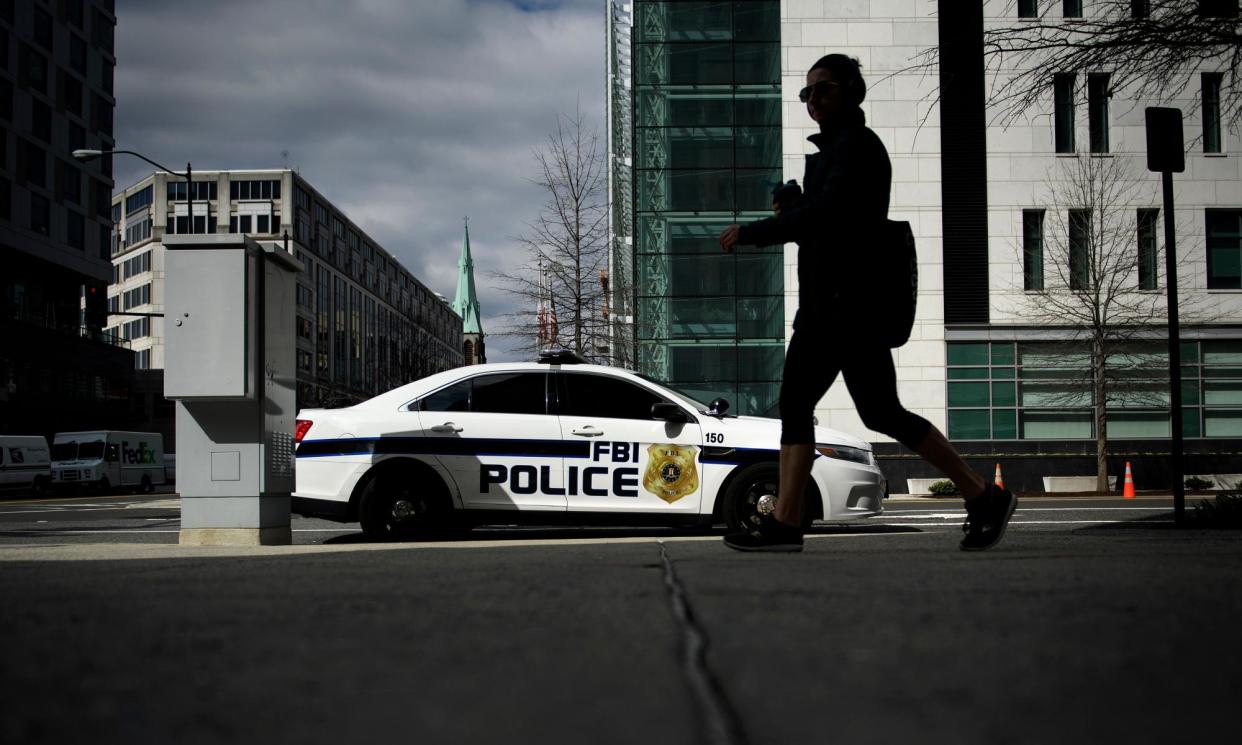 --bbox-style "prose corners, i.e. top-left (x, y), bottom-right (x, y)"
top-left (73, 149), bottom-right (195, 234)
